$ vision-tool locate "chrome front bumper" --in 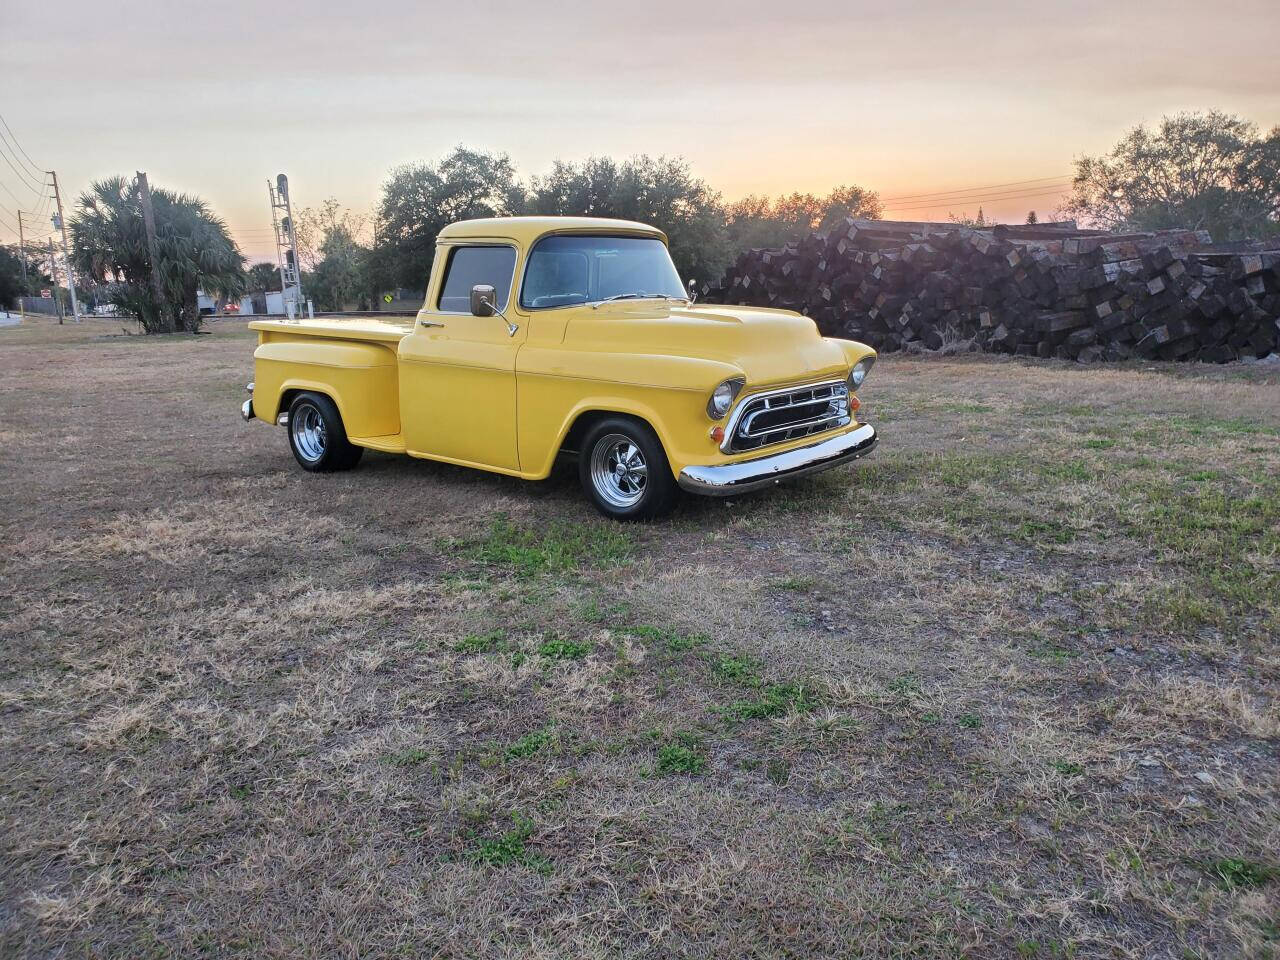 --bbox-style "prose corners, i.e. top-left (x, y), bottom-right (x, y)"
top-left (678, 423), bottom-right (878, 496)
top-left (240, 398), bottom-right (254, 422)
